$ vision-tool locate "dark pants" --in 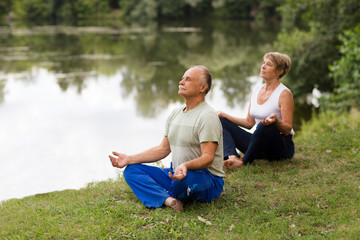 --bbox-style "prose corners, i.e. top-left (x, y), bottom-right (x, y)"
top-left (220, 117), bottom-right (295, 164)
